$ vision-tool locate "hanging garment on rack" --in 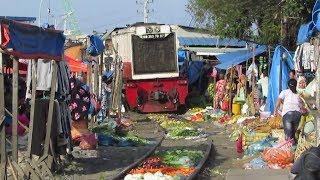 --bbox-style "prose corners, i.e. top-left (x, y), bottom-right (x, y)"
top-left (302, 43), bottom-right (314, 70)
top-left (293, 43), bottom-right (315, 72)
top-left (293, 45), bottom-right (303, 72)
top-left (57, 60), bottom-right (71, 100)
top-left (69, 77), bottom-right (91, 122)
top-left (26, 59), bottom-right (53, 99)
top-left (31, 99), bottom-right (61, 156)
